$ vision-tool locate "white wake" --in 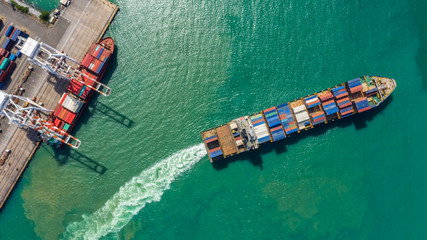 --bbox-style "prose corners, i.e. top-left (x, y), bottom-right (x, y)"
top-left (62, 144), bottom-right (207, 240)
